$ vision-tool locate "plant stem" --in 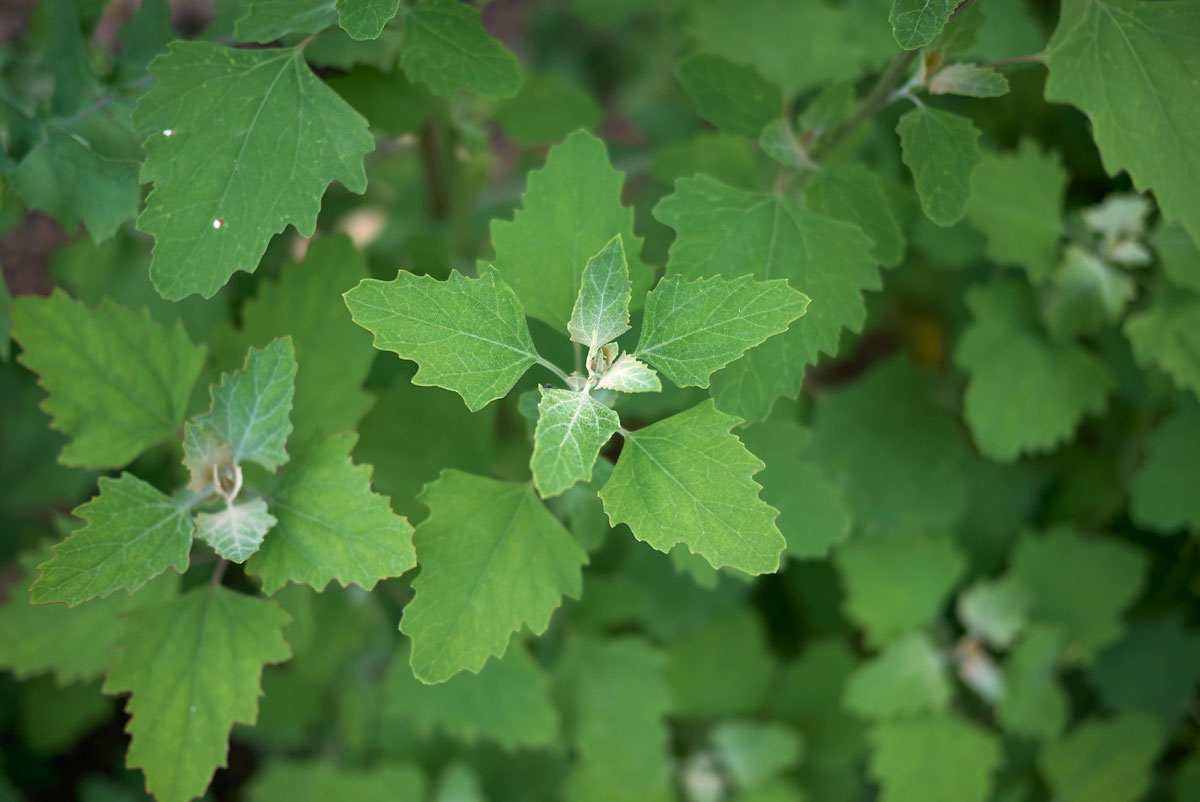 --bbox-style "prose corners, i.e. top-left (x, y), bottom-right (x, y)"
top-left (210, 558), bottom-right (228, 588)
top-left (419, 119), bottom-right (452, 221)
top-left (982, 53), bottom-right (1045, 68)
top-left (536, 358), bottom-right (572, 386)
top-left (812, 49), bottom-right (919, 161)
